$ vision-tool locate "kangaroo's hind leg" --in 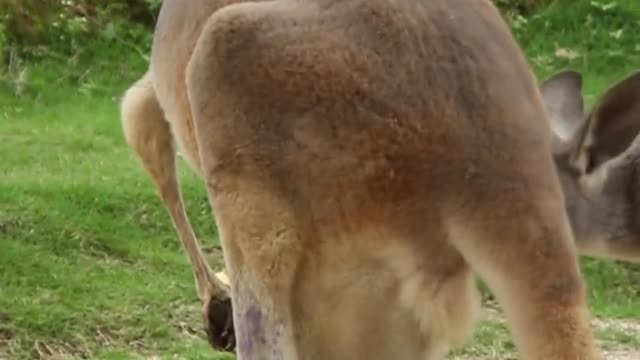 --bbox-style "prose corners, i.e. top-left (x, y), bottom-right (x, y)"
top-left (120, 71), bottom-right (235, 351)
top-left (449, 181), bottom-right (599, 359)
